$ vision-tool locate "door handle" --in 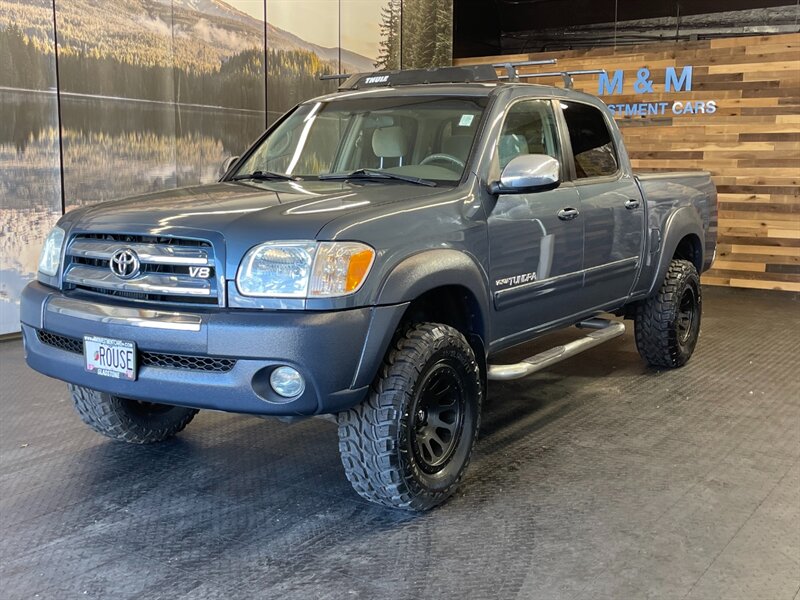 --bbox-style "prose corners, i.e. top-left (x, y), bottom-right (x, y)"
top-left (625, 198), bottom-right (641, 210)
top-left (557, 207), bottom-right (580, 221)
